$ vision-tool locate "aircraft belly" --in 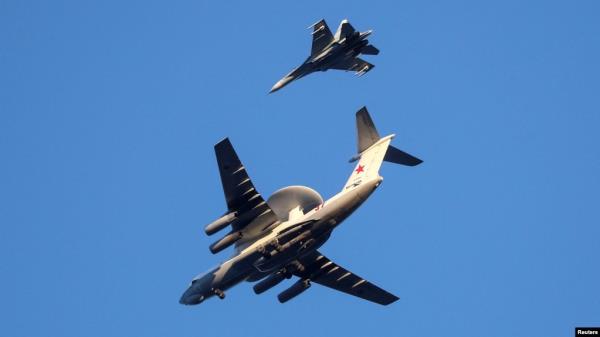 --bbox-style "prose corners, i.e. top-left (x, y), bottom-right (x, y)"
top-left (246, 270), bottom-right (269, 282)
top-left (254, 251), bottom-right (295, 273)
top-left (213, 251), bottom-right (263, 289)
